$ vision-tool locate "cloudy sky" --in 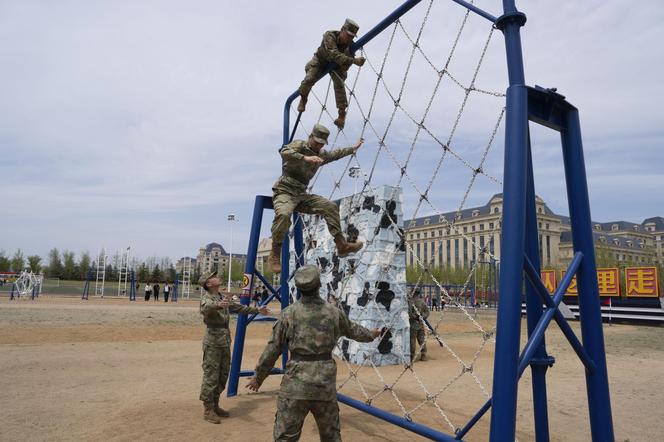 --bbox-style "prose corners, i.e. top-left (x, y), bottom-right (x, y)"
top-left (1, 0), bottom-right (662, 263)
